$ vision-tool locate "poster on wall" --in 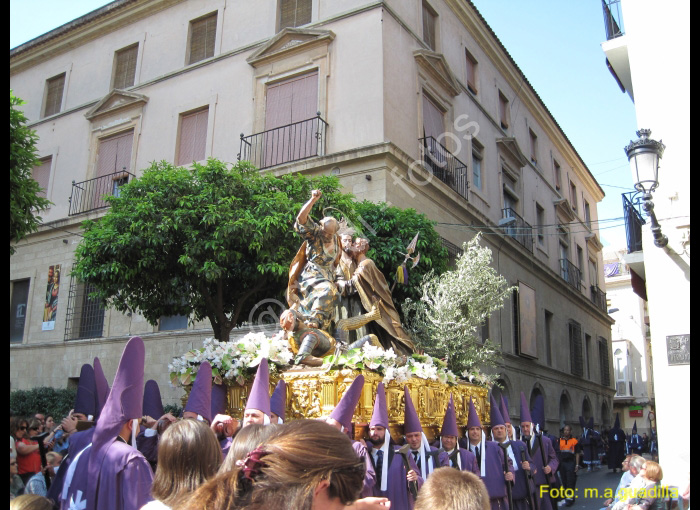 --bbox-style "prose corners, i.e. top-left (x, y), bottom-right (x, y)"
top-left (42, 264), bottom-right (61, 331)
